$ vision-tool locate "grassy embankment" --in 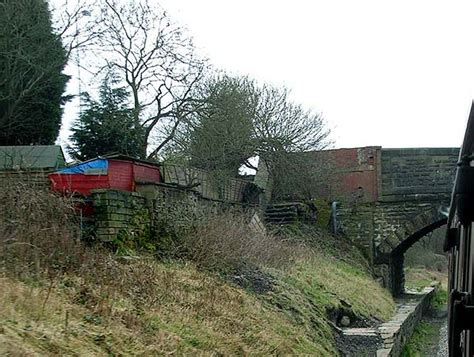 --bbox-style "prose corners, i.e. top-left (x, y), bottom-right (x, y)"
top-left (0, 186), bottom-right (395, 355)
